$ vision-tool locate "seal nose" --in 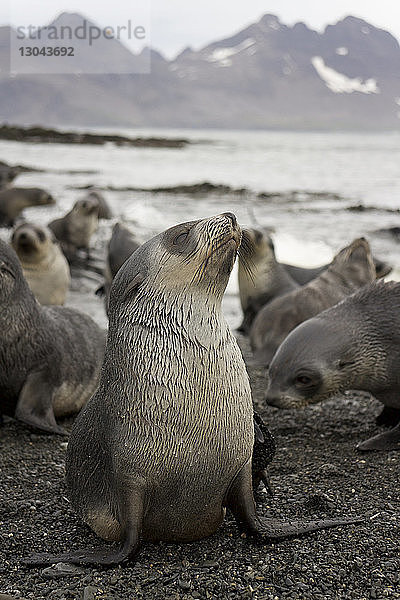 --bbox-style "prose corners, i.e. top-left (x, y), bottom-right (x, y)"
top-left (222, 212), bottom-right (237, 227)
